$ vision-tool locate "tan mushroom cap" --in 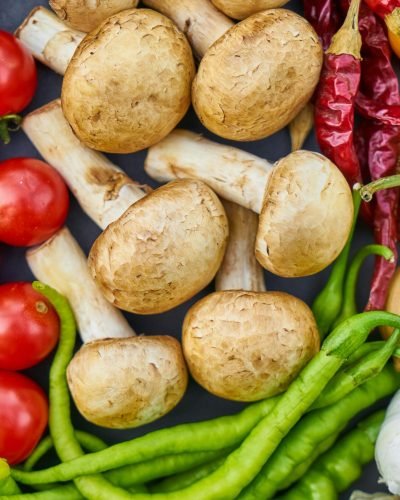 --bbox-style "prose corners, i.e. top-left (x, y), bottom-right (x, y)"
top-left (183, 291), bottom-right (320, 401)
top-left (255, 150), bottom-right (353, 277)
top-left (88, 179), bottom-right (229, 314)
top-left (67, 336), bottom-right (188, 428)
top-left (192, 9), bottom-right (322, 141)
top-left (49, 0), bottom-right (139, 32)
top-left (61, 9), bottom-right (195, 153)
top-left (211, 0), bottom-right (289, 20)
